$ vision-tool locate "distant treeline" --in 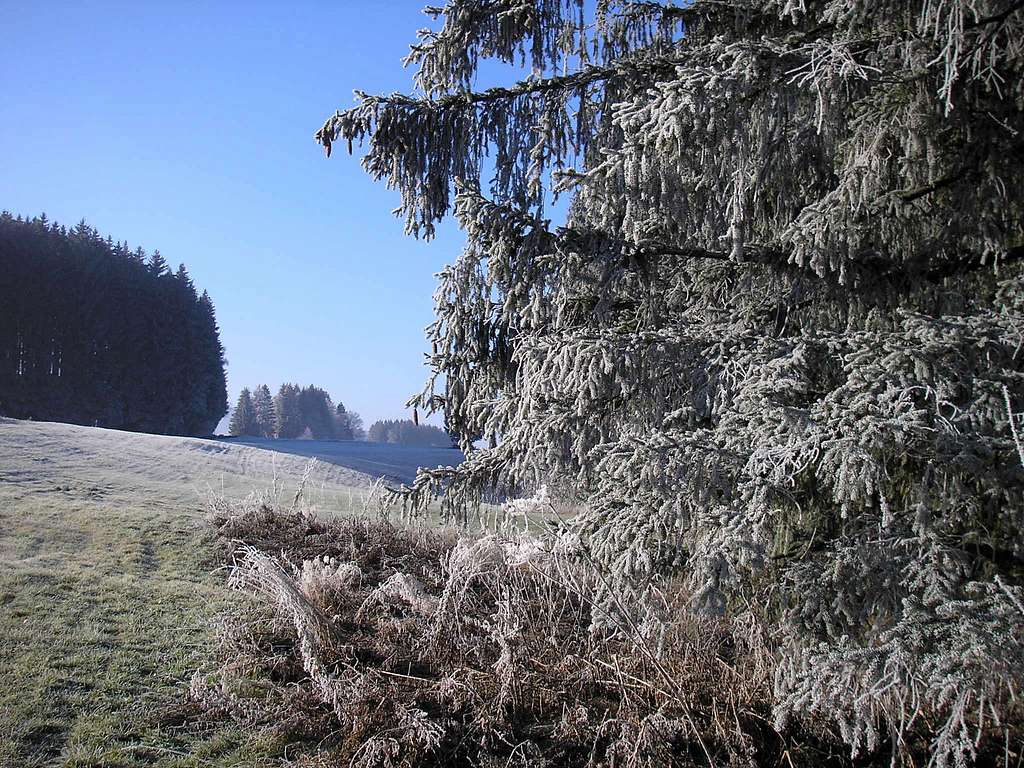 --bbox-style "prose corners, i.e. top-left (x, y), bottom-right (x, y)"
top-left (229, 384), bottom-right (364, 440)
top-left (367, 419), bottom-right (454, 448)
top-left (0, 213), bottom-right (228, 435)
